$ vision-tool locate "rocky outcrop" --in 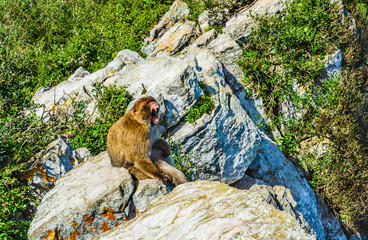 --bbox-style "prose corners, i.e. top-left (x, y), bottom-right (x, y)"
top-left (28, 0), bottom-right (348, 239)
top-left (95, 181), bottom-right (316, 240)
top-left (28, 151), bottom-right (170, 240)
top-left (24, 138), bottom-right (91, 199)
